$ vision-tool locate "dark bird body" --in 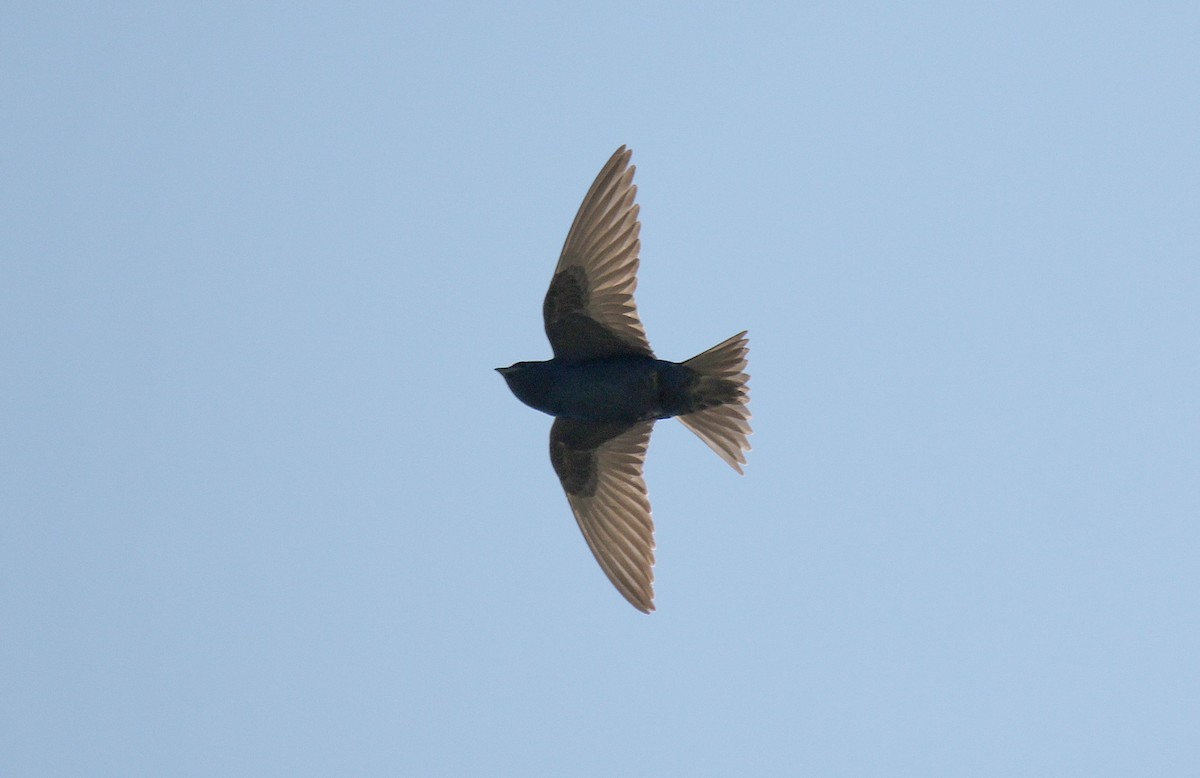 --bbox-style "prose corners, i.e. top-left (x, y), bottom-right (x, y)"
top-left (499, 356), bottom-right (726, 423)
top-left (497, 146), bottom-right (751, 613)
